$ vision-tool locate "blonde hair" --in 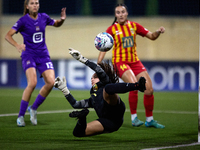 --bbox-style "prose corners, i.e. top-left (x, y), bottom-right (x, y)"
top-left (23, 0), bottom-right (29, 15)
top-left (23, 0), bottom-right (39, 15)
